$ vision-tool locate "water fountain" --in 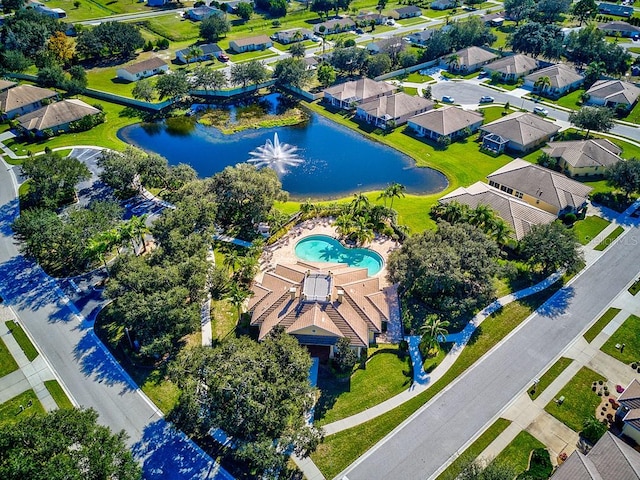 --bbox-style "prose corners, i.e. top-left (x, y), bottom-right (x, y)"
top-left (247, 133), bottom-right (303, 175)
